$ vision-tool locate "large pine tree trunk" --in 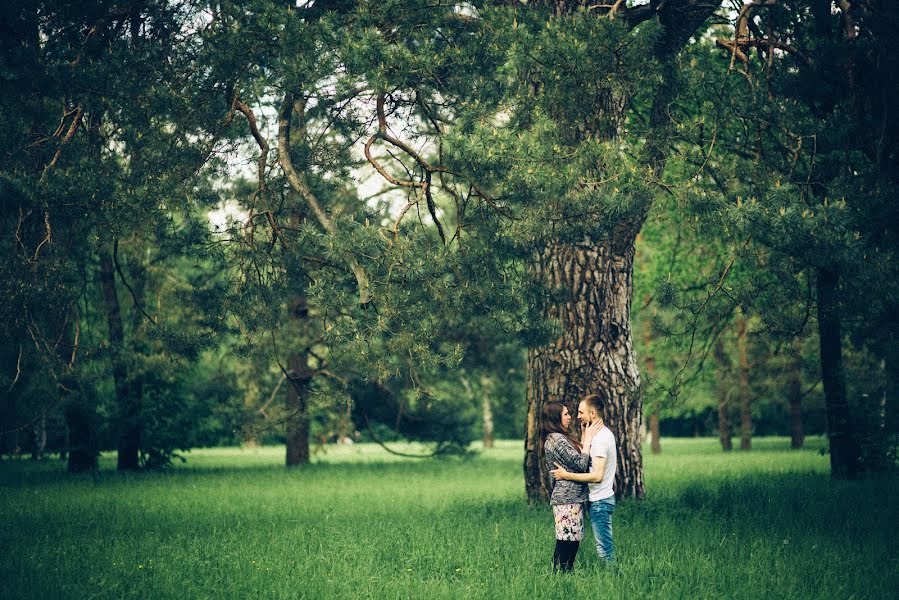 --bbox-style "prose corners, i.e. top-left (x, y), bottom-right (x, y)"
top-left (817, 268), bottom-right (859, 478)
top-left (524, 239), bottom-right (644, 502)
top-left (736, 314), bottom-right (752, 451)
top-left (99, 247), bottom-right (140, 471)
top-left (520, 3), bottom-right (720, 504)
top-left (787, 347), bottom-right (804, 449)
